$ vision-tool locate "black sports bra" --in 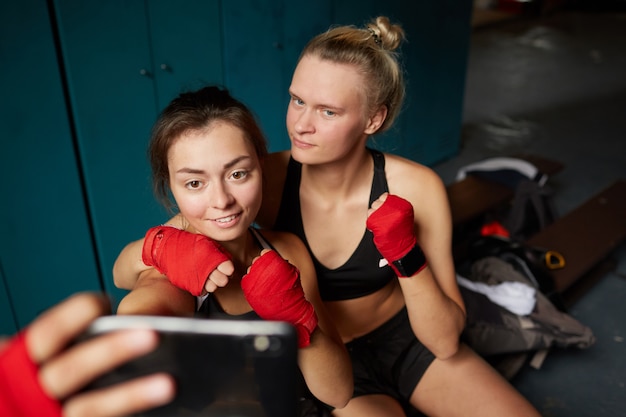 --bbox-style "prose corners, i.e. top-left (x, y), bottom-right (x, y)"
top-left (196, 228), bottom-right (272, 319)
top-left (274, 148), bottom-right (396, 301)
